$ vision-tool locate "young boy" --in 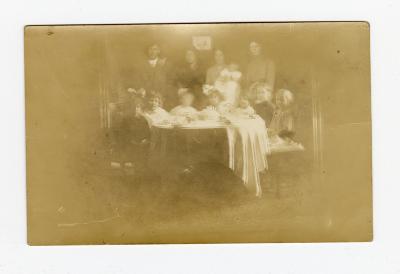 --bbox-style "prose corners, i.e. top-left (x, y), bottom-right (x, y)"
top-left (253, 83), bottom-right (275, 126)
top-left (110, 98), bottom-right (151, 175)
